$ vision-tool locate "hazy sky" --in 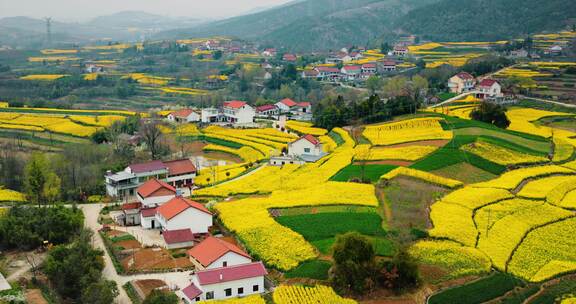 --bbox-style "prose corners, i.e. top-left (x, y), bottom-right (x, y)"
top-left (0, 0), bottom-right (293, 21)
